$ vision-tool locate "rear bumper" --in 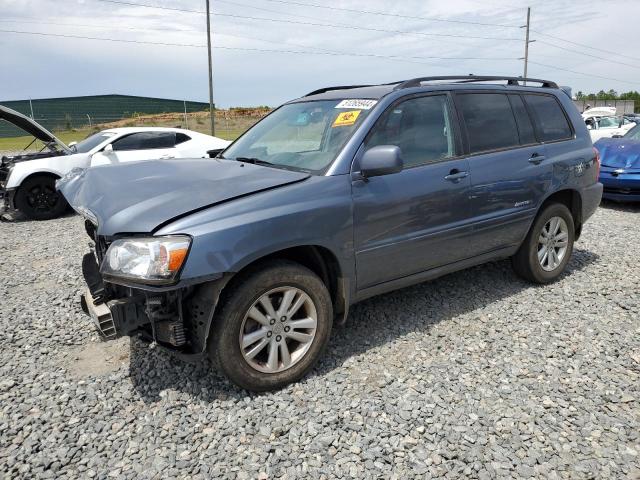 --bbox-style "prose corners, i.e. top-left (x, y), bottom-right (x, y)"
top-left (580, 182), bottom-right (603, 222)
